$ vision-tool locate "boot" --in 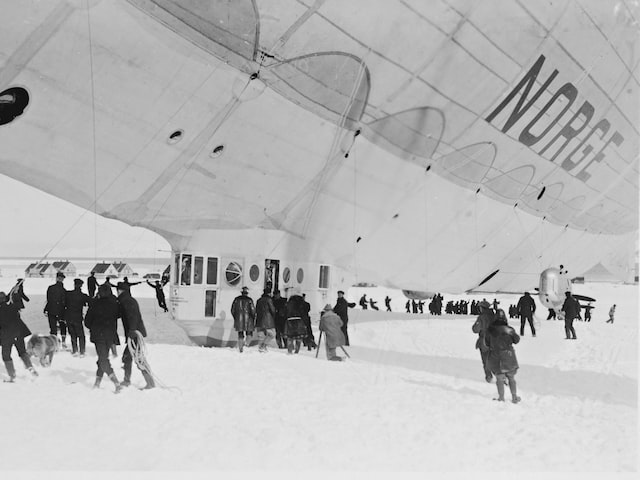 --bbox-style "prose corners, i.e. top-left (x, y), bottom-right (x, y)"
top-left (294, 339), bottom-right (301, 354)
top-left (237, 335), bottom-right (244, 353)
top-left (19, 354), bottom-right (38, 376)
top-left (244, 334), bottom-right (253, 348)
top-left (121, 364), bottom-right (132, 387)
top-left (4, 360), bottom-right (16, 382)
top-left (109, 373), bottom-right (122, 393)
top-left (141, 371), bottom-right (155, 390)
top-left (93, 376), bottom-right (102, 389)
